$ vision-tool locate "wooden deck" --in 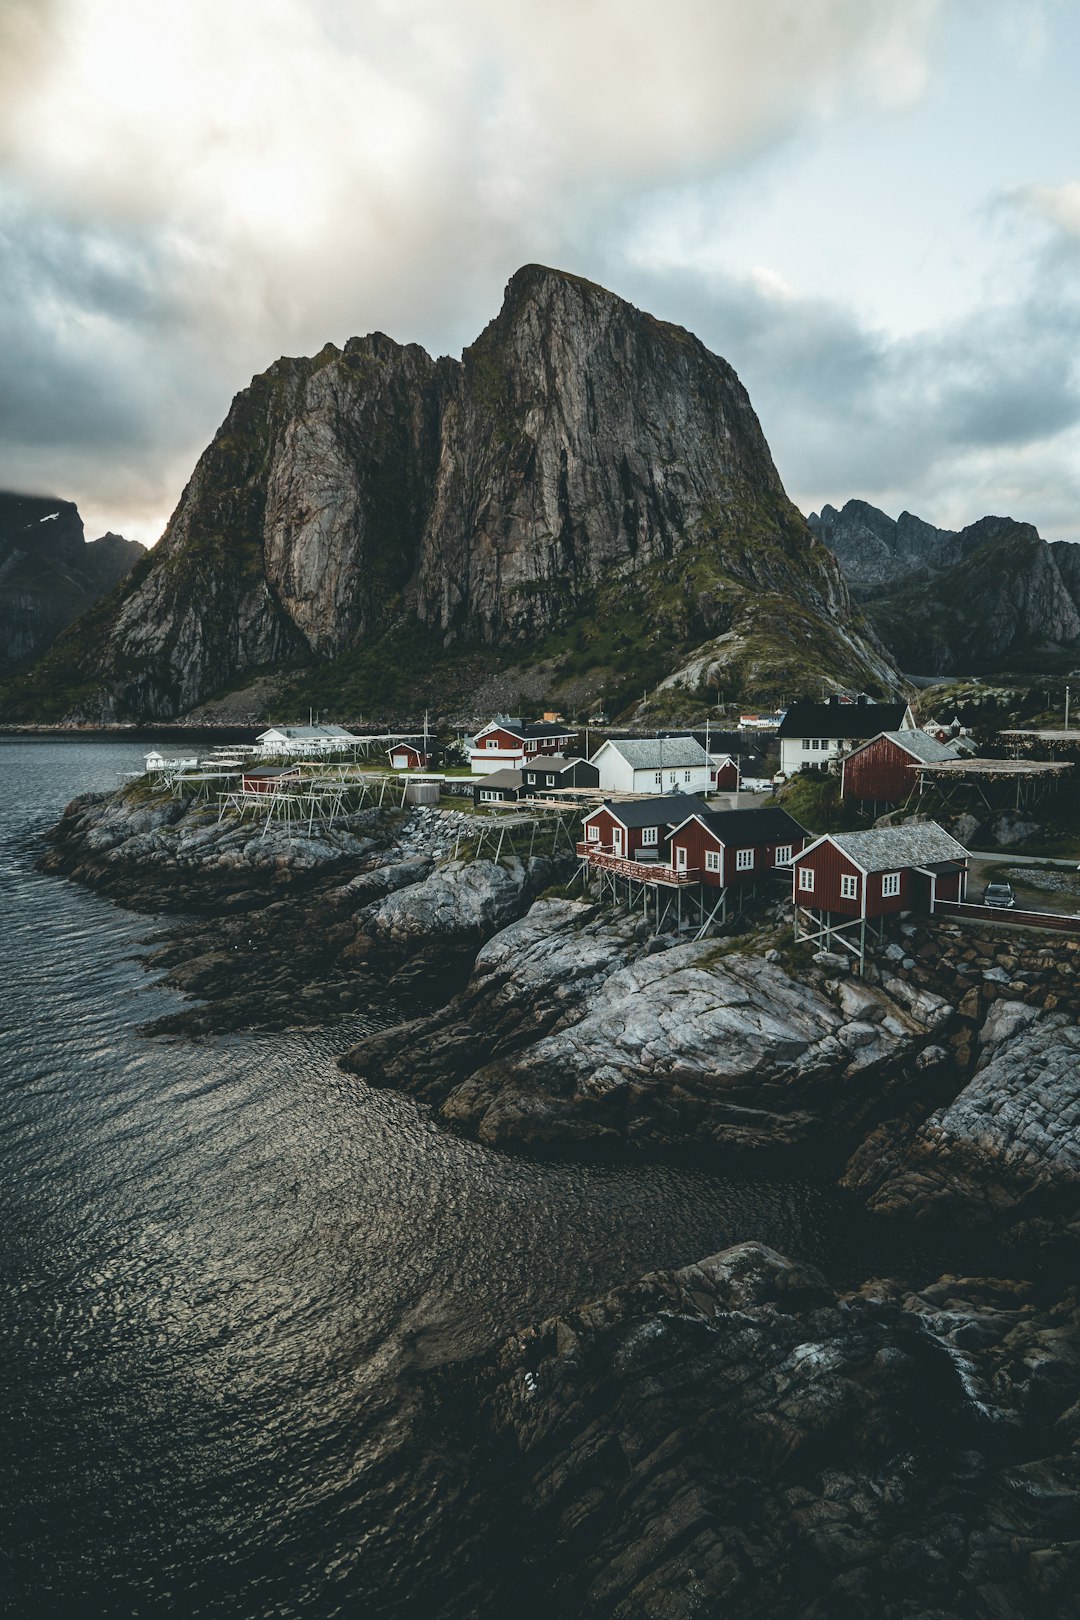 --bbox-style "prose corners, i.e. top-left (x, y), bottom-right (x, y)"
top-left (576, 843), bottom-right (697, 885)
